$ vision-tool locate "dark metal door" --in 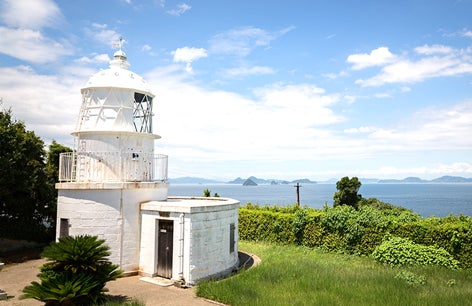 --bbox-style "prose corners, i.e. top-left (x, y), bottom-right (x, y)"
top-left (157, 220), bottom-right (173, 278)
